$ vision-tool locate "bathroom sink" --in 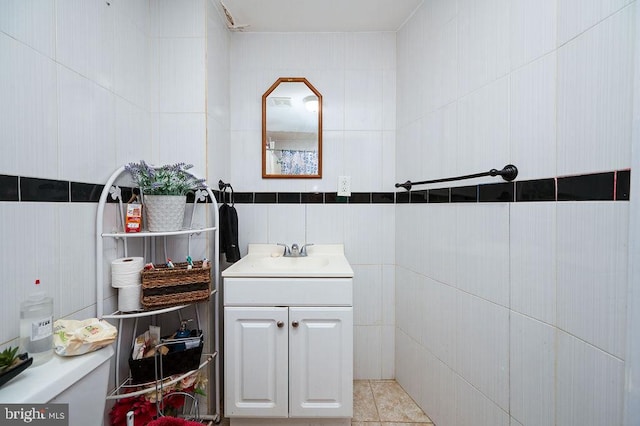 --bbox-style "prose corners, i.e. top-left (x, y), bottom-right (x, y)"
top-left (256, 255), bottom-right (330, 271)
top-left (222, 244), bottom-right (353, 278)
